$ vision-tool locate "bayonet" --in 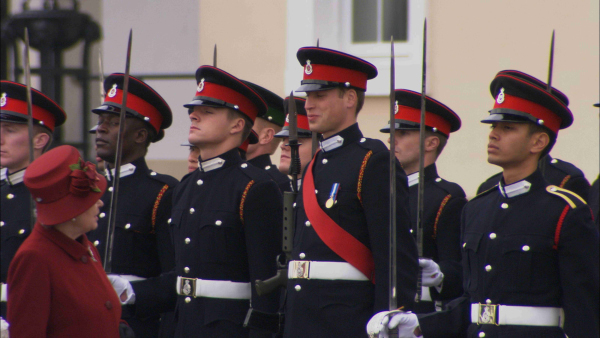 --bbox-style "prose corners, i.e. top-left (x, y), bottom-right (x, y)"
top-left (99, 49), bottom-right (106, 104)
top-left (24, 27), bottom-right (35, 231)
top-left (546, 30), bottom-right (555, 92)
top-left (104, 29), bottom-right (133, 273)
top-left (213, 44), bottom-right (217, 67)
top-left (388, 35), bottom-right (398, 312)
top-left (415, 19), bottom-right (427, 303)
